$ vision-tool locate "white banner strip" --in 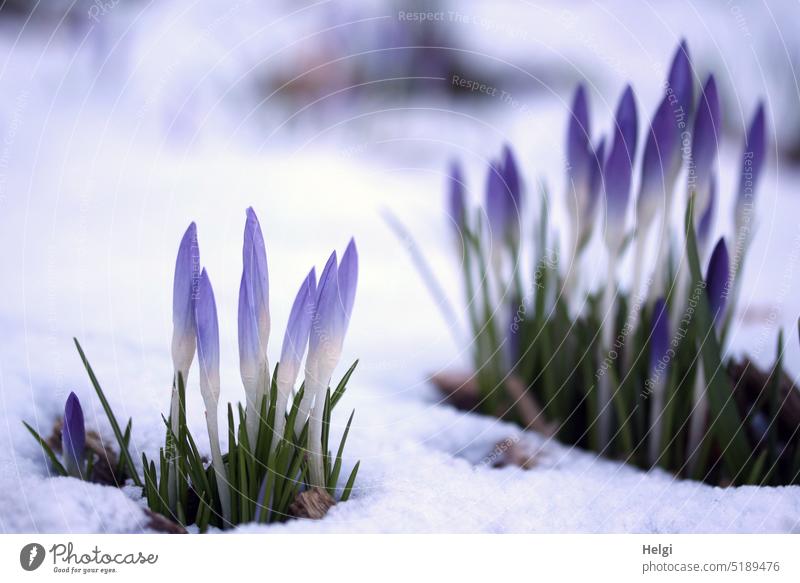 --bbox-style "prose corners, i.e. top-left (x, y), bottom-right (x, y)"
top-left (0, 534), bottom-right (797, 582)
